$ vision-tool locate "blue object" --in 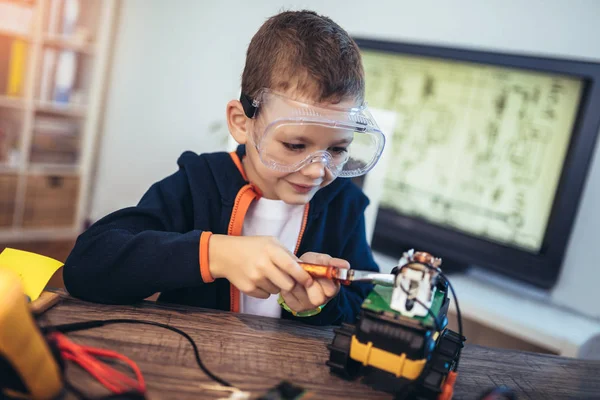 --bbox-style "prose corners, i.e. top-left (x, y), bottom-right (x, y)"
top-left (53, 87), bottom-right (70, 104)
